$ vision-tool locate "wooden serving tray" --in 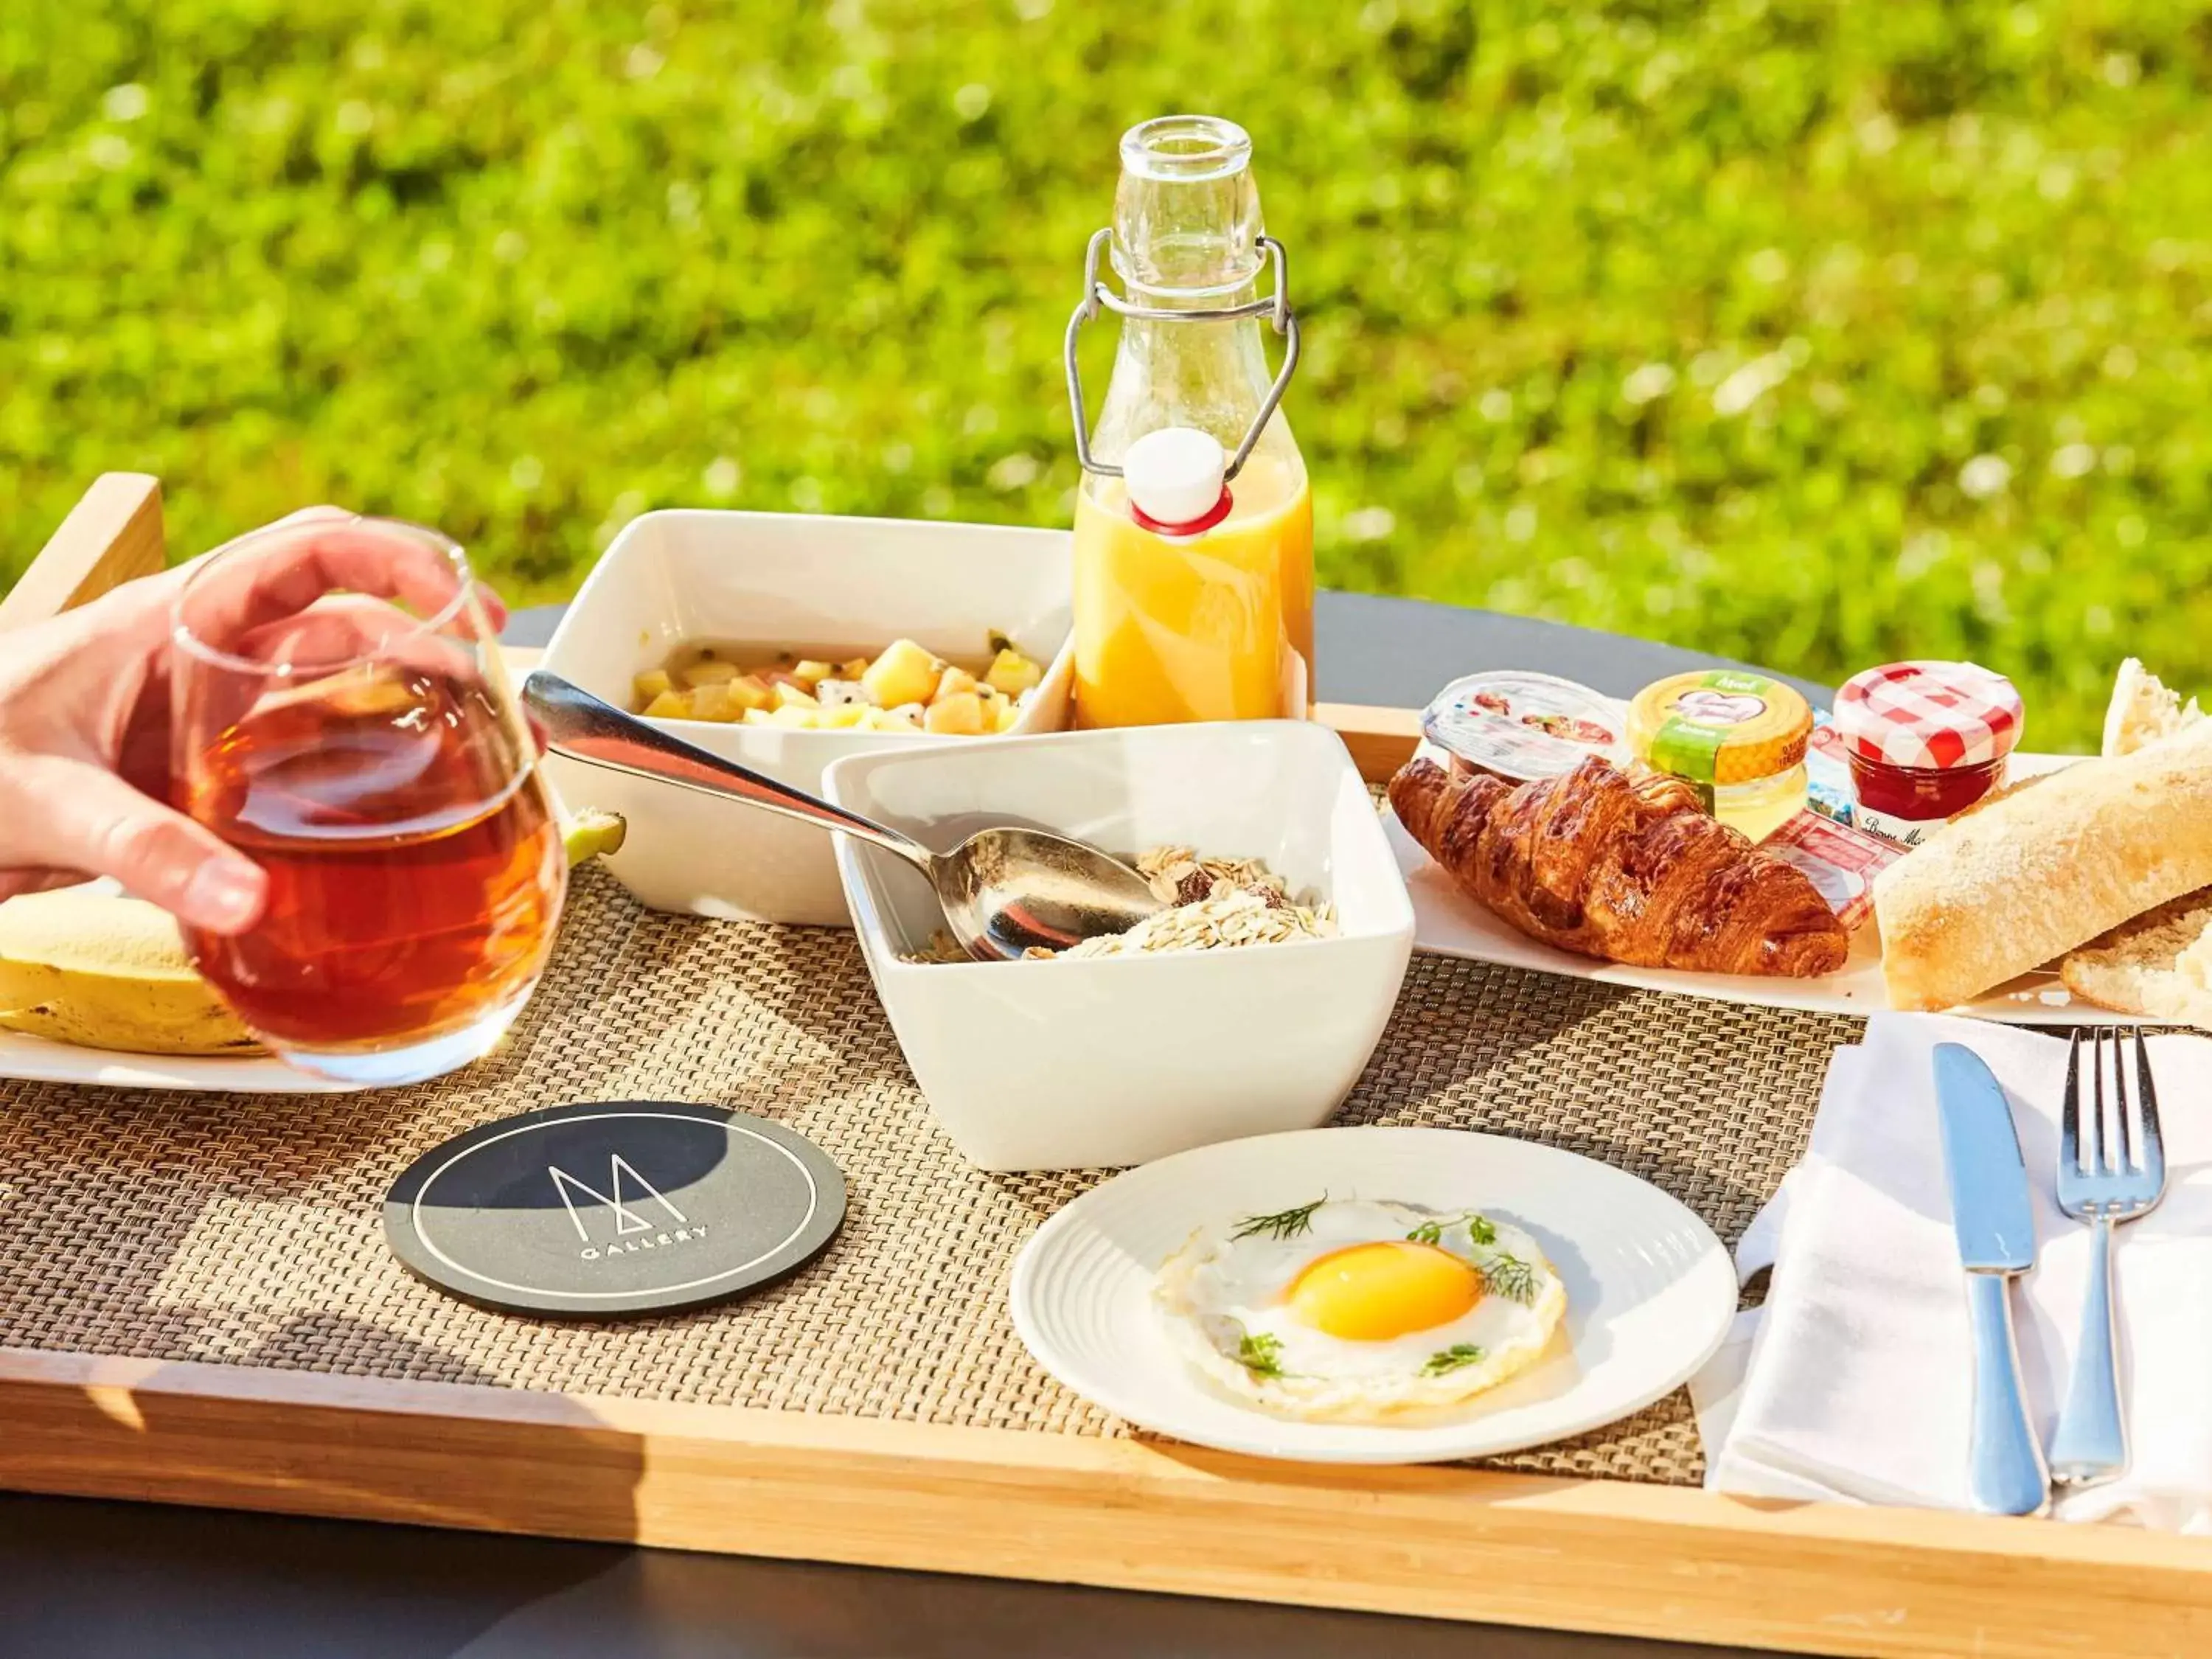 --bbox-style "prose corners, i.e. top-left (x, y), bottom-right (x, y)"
top-left (3, 476), bottom-right (2209, 1659)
